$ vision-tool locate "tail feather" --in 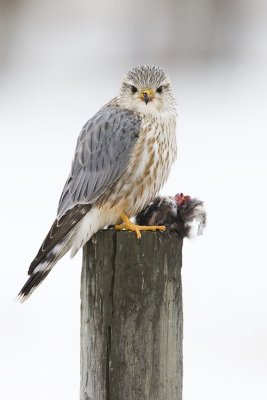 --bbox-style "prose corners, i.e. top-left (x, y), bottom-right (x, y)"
top-left (17, 270), bottom-right (50, 302)
top-left (18, 232), bottom-right (73, 302)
